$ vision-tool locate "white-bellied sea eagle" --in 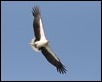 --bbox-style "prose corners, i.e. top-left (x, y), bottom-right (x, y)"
top-left (30, 6), bottom-right (67, 74)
